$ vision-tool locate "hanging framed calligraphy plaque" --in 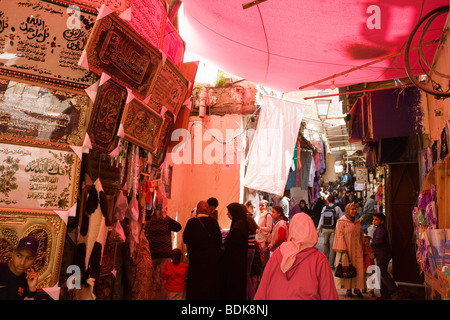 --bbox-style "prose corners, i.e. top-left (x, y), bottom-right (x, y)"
top-left (162, 20), bottom-right (185, 71)
top-left (0, 0), bottom-right (98, 90)
top-left (152, 111), bottom-right (174, 168)
top-left (87, 79), bottom-right (127, 154)
top-left (0, 208), bottom-right (66, 288)
top-left (0, 77), bottom-right (91, 148)
top-left (121, 98), bottom-right (162, 152)
top-left (147, 58), bottom-right (188, 116)
top-left (129, 0), bottom-right (167, 49)
top-left (84, 11), bottom-right (163, 100)
top-left (0, 142), bottom-right (80, 210)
